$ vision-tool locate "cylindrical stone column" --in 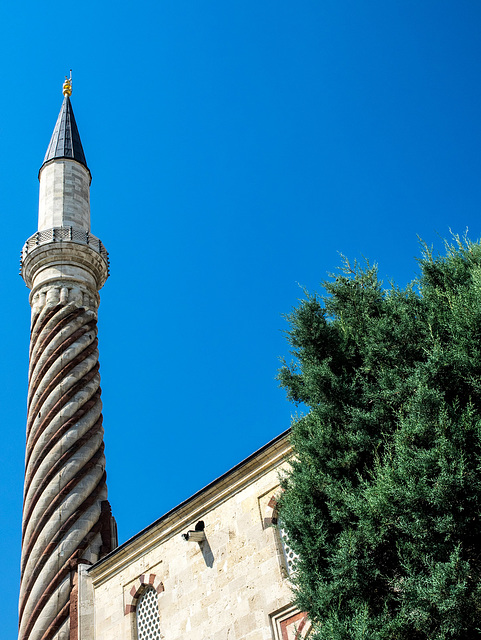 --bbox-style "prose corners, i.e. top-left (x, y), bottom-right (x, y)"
top-left (18, 290), bottom-right (112, 640)
top-left (18, 82), bottom-right (115, 640)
